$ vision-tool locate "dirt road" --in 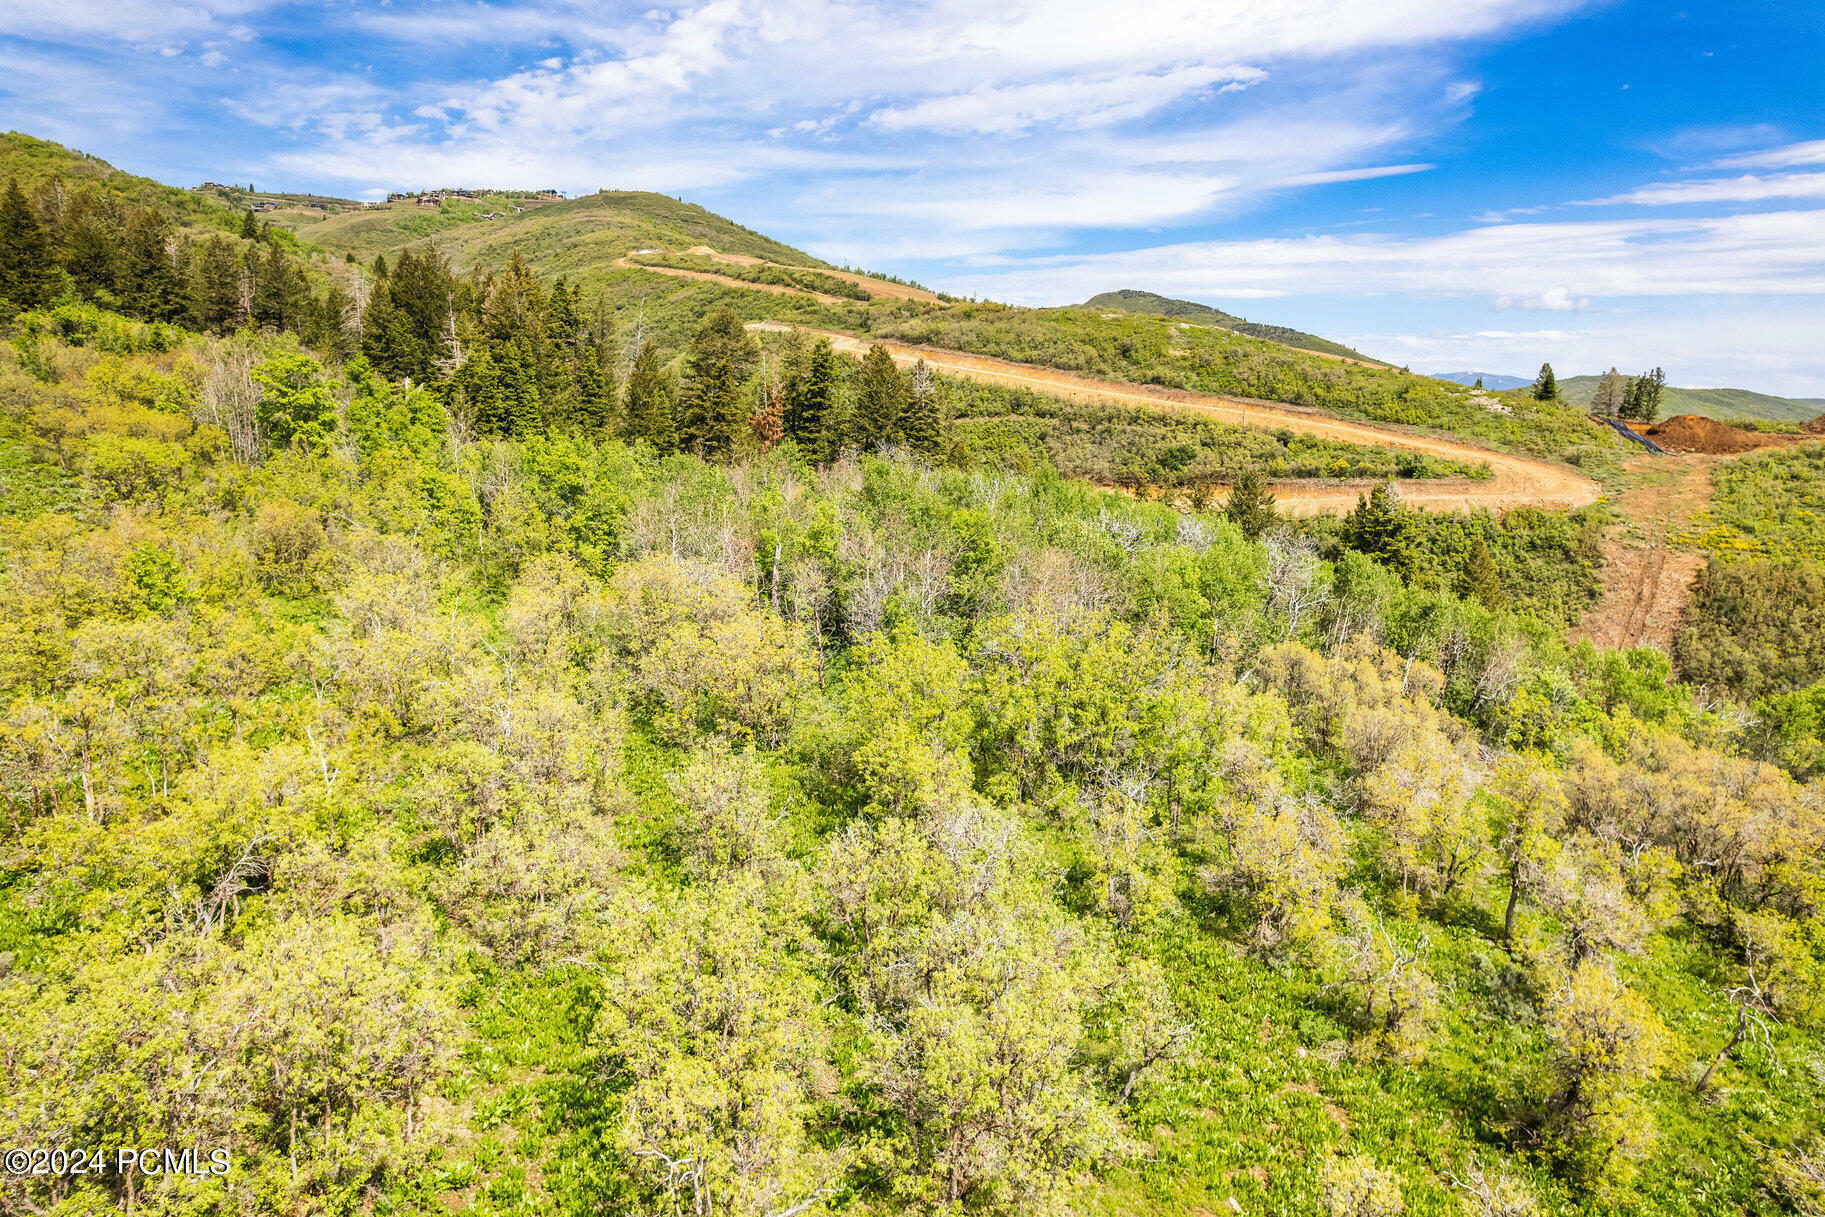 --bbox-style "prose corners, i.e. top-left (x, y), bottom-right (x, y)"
top-left (748, 322), bottom-right (1603, 518)
top-left (1570, 454), bottom-right (1713, 651)
top-left (681, 247), bottom-right (945, 304)
top-left (612, 256), bottom-right (856, 306)
top-left (613, 247), bottom-right (947, 307)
